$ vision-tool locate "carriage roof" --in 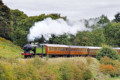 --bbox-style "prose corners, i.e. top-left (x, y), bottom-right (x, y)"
top-left (45, 44), bottom-right (69, 47)
top-left (31, 43), bottom-right (120, 50)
